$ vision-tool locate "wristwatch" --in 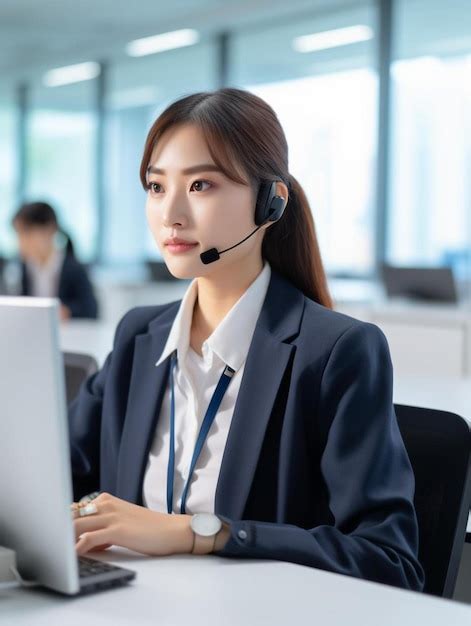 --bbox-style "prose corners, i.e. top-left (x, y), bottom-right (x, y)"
top-left (190, 513), bottom-right (223, 555)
